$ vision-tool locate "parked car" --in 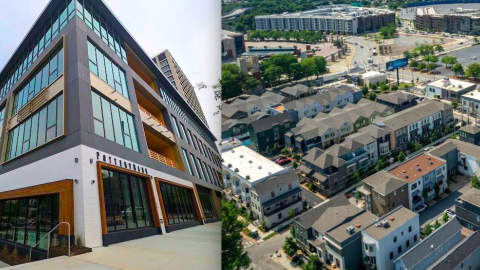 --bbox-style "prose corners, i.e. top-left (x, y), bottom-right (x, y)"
top-left (277, 158), bottom-right (292, 165)
top-left (414, 204), bottom-right (427, 214)
top-left (445, 209), bottom-right (456, 219)
top-left (360, 45), bottom-right (364, 48)
top-left (274, 156), bottom-right (287, 163)
top-left (471, 56), bottom-right (477, 60)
